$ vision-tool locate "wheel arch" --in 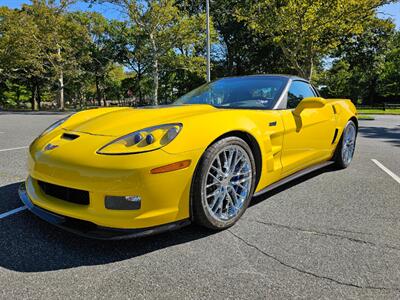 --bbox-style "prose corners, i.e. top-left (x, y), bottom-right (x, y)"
top-left (189, 130), bottom-right (263, 222)
top-left (350, 116), bottom-right (359, 131)
top-left (189, 130), bottom-right (262, 216)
